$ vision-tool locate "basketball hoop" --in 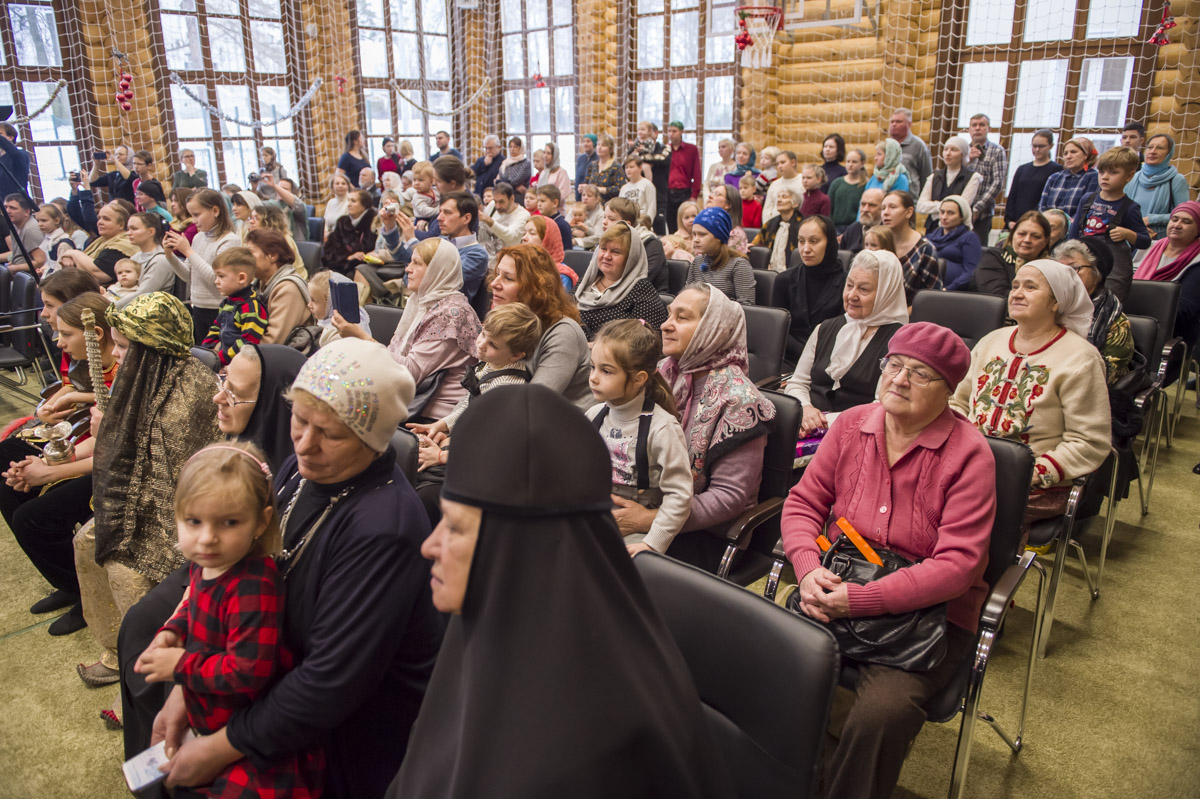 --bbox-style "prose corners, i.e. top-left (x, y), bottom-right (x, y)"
top-left (734, 6), bottom-right (783, 69)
